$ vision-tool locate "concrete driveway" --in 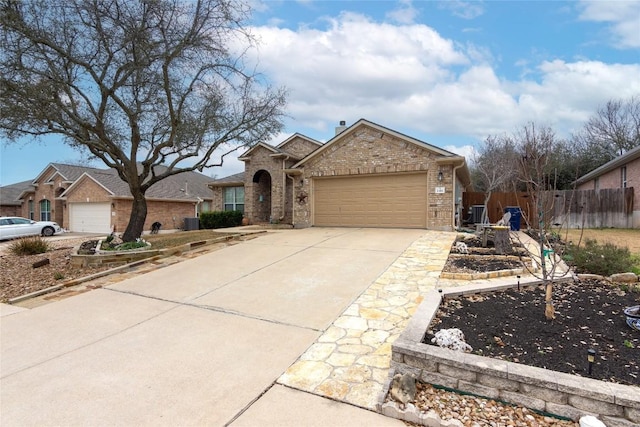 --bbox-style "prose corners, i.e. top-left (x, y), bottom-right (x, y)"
top-left (1, 228), bottom-right (423, 426)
